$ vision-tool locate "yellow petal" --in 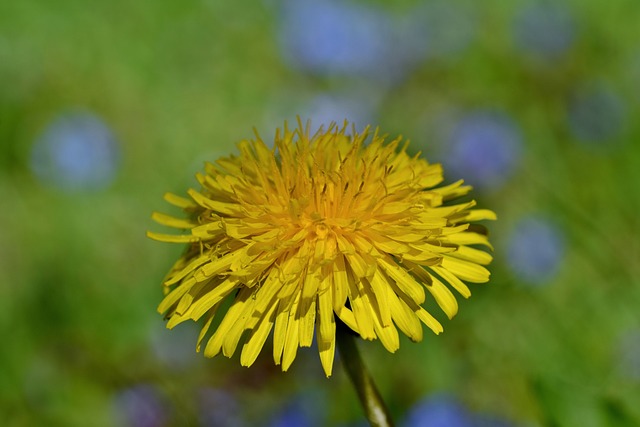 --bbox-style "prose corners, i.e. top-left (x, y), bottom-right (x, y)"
top-left (317, 276), bottom-right (336, 377)
top-left (272, 300), bottom-right (289, 366)
top-left (250, 269), bottom-right (283, 318)
top-left (430, 180), bottom-right (472, 201)
top-left (377, 256), bottom-right (425, 305)
top-left (299, 297), bottom-right (317, 348)
top-left (188, 278), bottom-right (239, 321)
top-left (440, 232), bottom-right (494, 250)
top-left (336, 235), bottom-right (356, 255)
top-left (204, 288), bottom-right (252, 358)
top-left (453, 209), bottom-right (497, 223)
top-left (240, 302), bottom-right (278, 367)
top-left (415, 166), bottom-right (444, 188)
top-left (364, 230), bottom-right (411, 254)
top-left (438, 224), bottom-right (470, 236)
top-left (347, 277), bottom-right (376, 340)
top-left (317, 326), bottom-right (336, 377)
top-left (282, 294), bottom-right (301, 371)
top-left (175, 293), bottom-right (194, 316)
top-left (449, 245), bottom-right (493, 265)
top-left (409, 241), bottom-right (457, 255)
top-left (222, 292), bottom-right (257, 357)
top-left (367, 270), bottom-right (392, 327)
top-left (387, 286), bottom-right (423, 342)
top-left (371, 306), bottom-right (399, 353)
top-left (440, 256), bottom-right (491, 283)
top-left (332, 256), bottom-right (350, 312)
top-left (380, 201), bottom-right (412, 216)
top-left (426, 276), bottom-right (458, 319)
top-left (430, 266), bottom-right (471, 298)
top-left (196, 310), bottom-right (217, 352)
top-left (416, 308), bottom-right (443, 335)
top-left (164, 254), bottom-right (210, 286)
top-left (335, 306), bottom-right (359, 333)
top-left (163, 192), bottom-right (198, 209)
top-left (345, 251), bottom-right (376, 282)
top-left (187, 188), bottom-right (242, 216)
top-left (302, 271), bottom-right (321, 301)
top-left (157, 277), bottom-right (197, 314)
top-left (194, 250), bottom-right (246, 281)
top-left (191, 222), bottom-right (224, 239)
top-left (420, 201), bottom-right (475, 219)
top-left (151, 212), bottom-right (196, 229)
top-left (397, 216), bottom-right (449, 229)
top-left (146, 231), bottom-right (199, 244)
